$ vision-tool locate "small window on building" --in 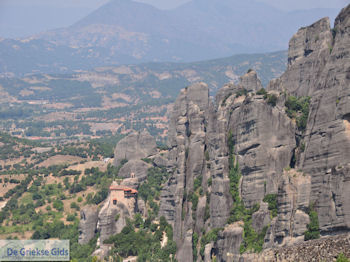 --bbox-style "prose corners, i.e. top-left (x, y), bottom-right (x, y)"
top-left (113, 199), bottom-right (117, 205)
